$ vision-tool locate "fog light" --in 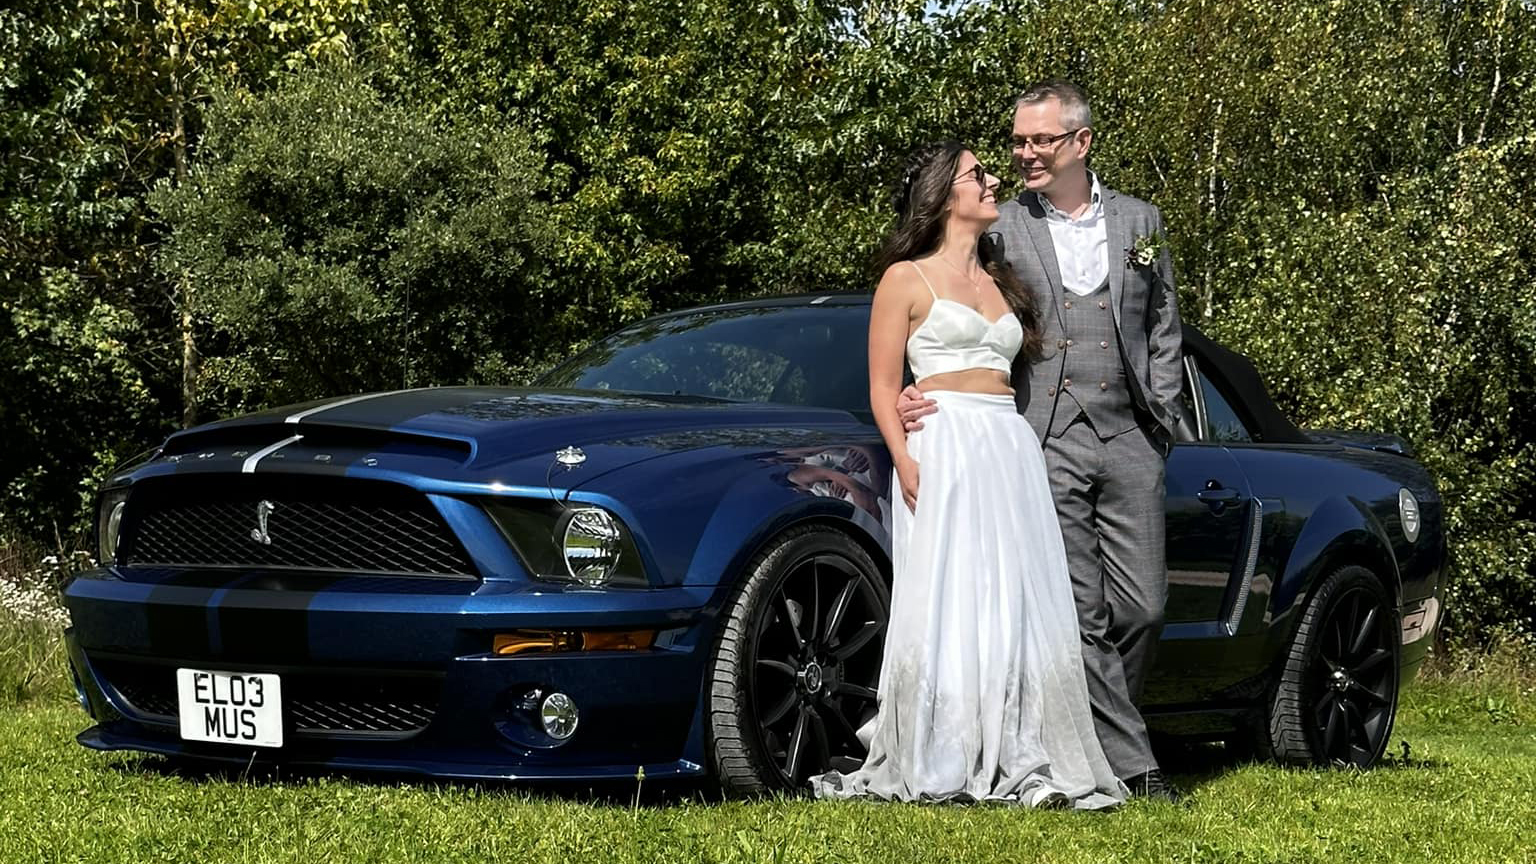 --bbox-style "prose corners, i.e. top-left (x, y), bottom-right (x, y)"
top-left (540, 691), bottom-right (579, 740)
